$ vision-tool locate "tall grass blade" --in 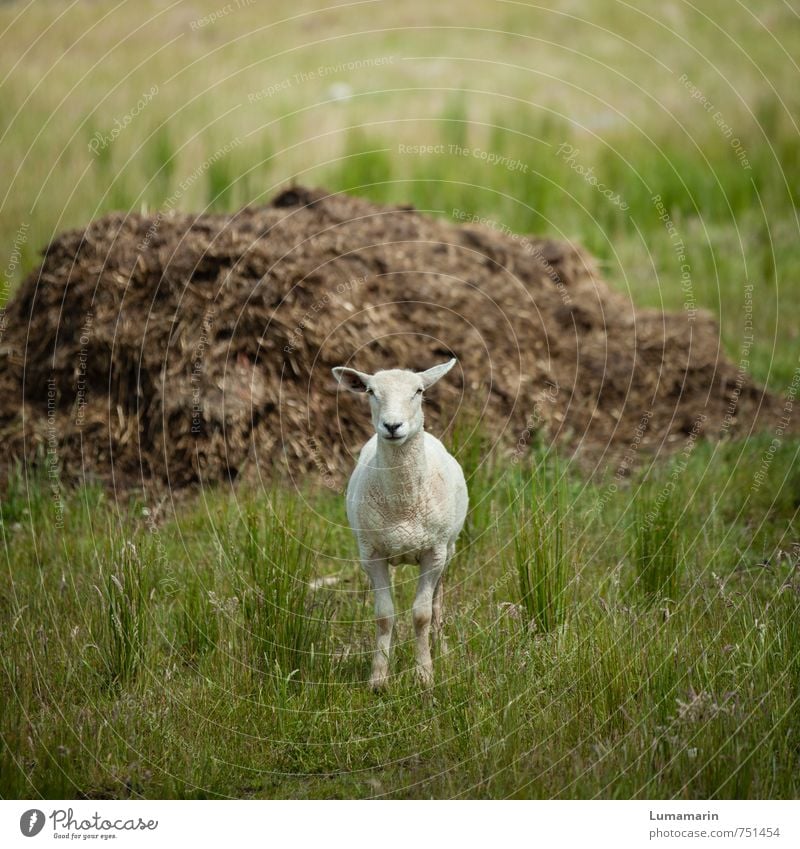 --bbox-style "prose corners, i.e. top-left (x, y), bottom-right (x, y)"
top-left (512, 455), bottom-right (571, 633)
